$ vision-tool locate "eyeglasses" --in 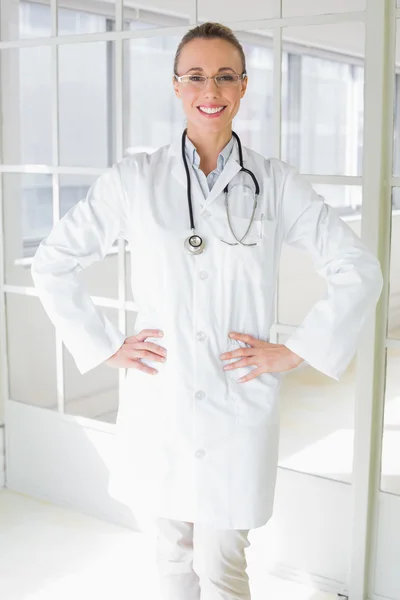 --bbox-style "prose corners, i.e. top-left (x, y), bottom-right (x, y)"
top-left (174, 72), bottom-right (247, 88)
